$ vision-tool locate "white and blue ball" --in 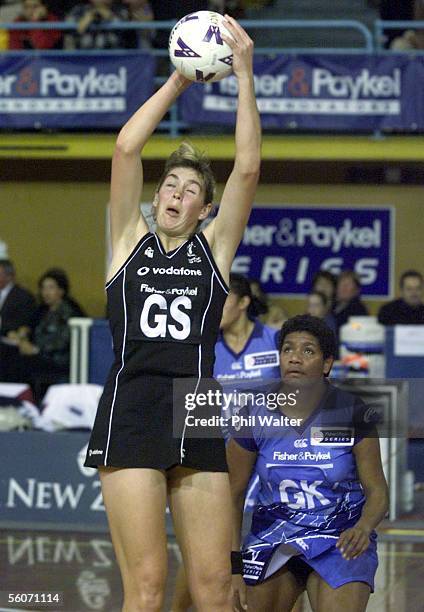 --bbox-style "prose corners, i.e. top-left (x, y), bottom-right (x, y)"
top-left (168, 11), bottom-right (233, 83)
